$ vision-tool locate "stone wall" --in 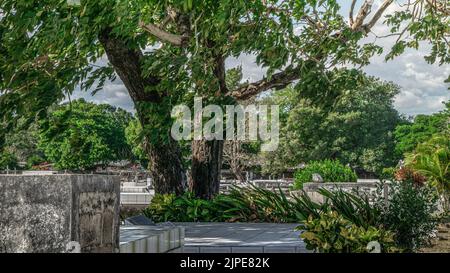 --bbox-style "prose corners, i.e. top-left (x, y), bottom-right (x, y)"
top-left (293, 182), bottom-right (387, 204)
top-left (0, 174), bottom-right (120, 253)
